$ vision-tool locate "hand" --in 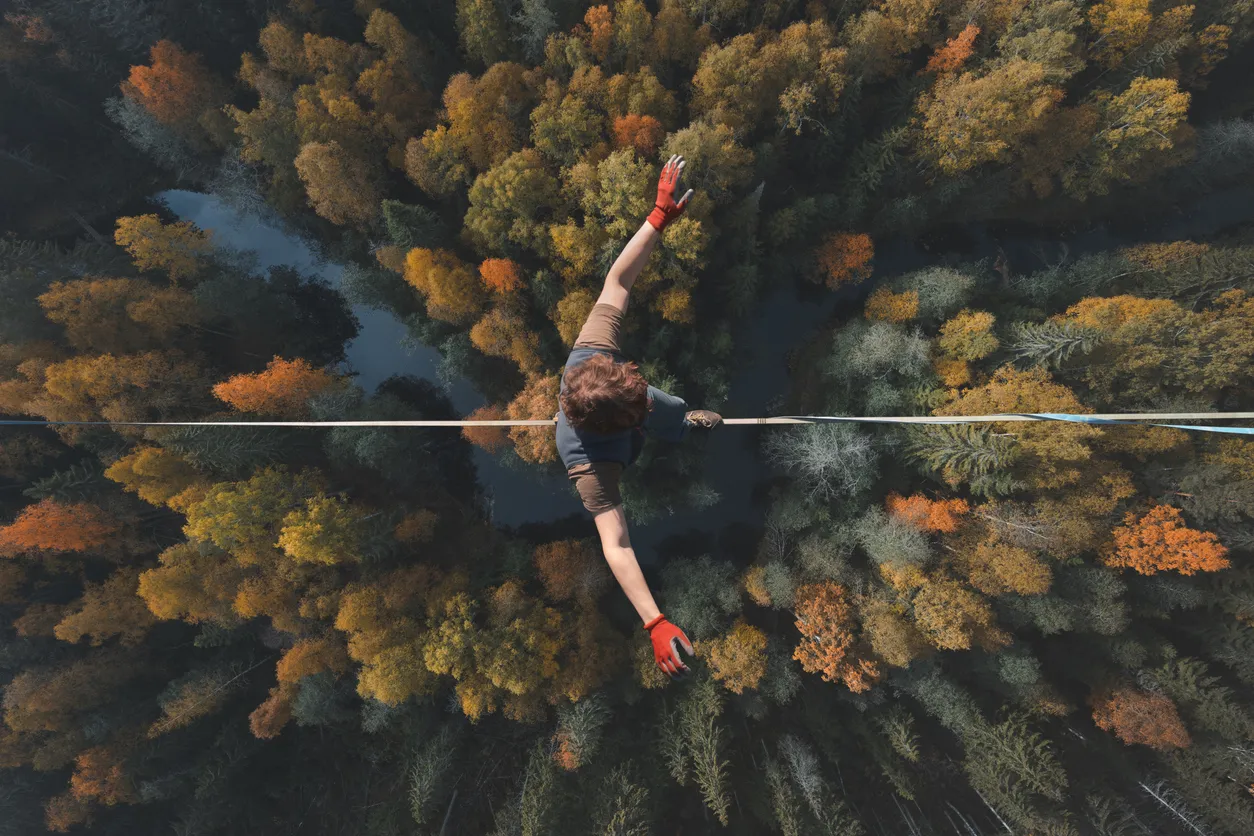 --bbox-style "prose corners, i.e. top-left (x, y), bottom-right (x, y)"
top-left (644, 614), bottom-right (694, 678)
top-left (646, 155), bottom-right (695, 233)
